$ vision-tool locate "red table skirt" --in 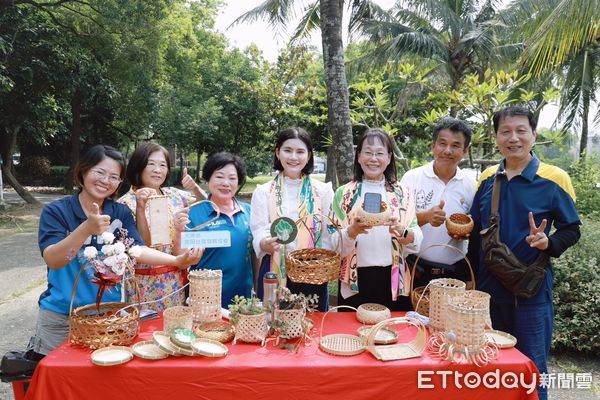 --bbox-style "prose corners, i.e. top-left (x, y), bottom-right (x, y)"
top-left (24, 312), bottom-right (539, 400)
